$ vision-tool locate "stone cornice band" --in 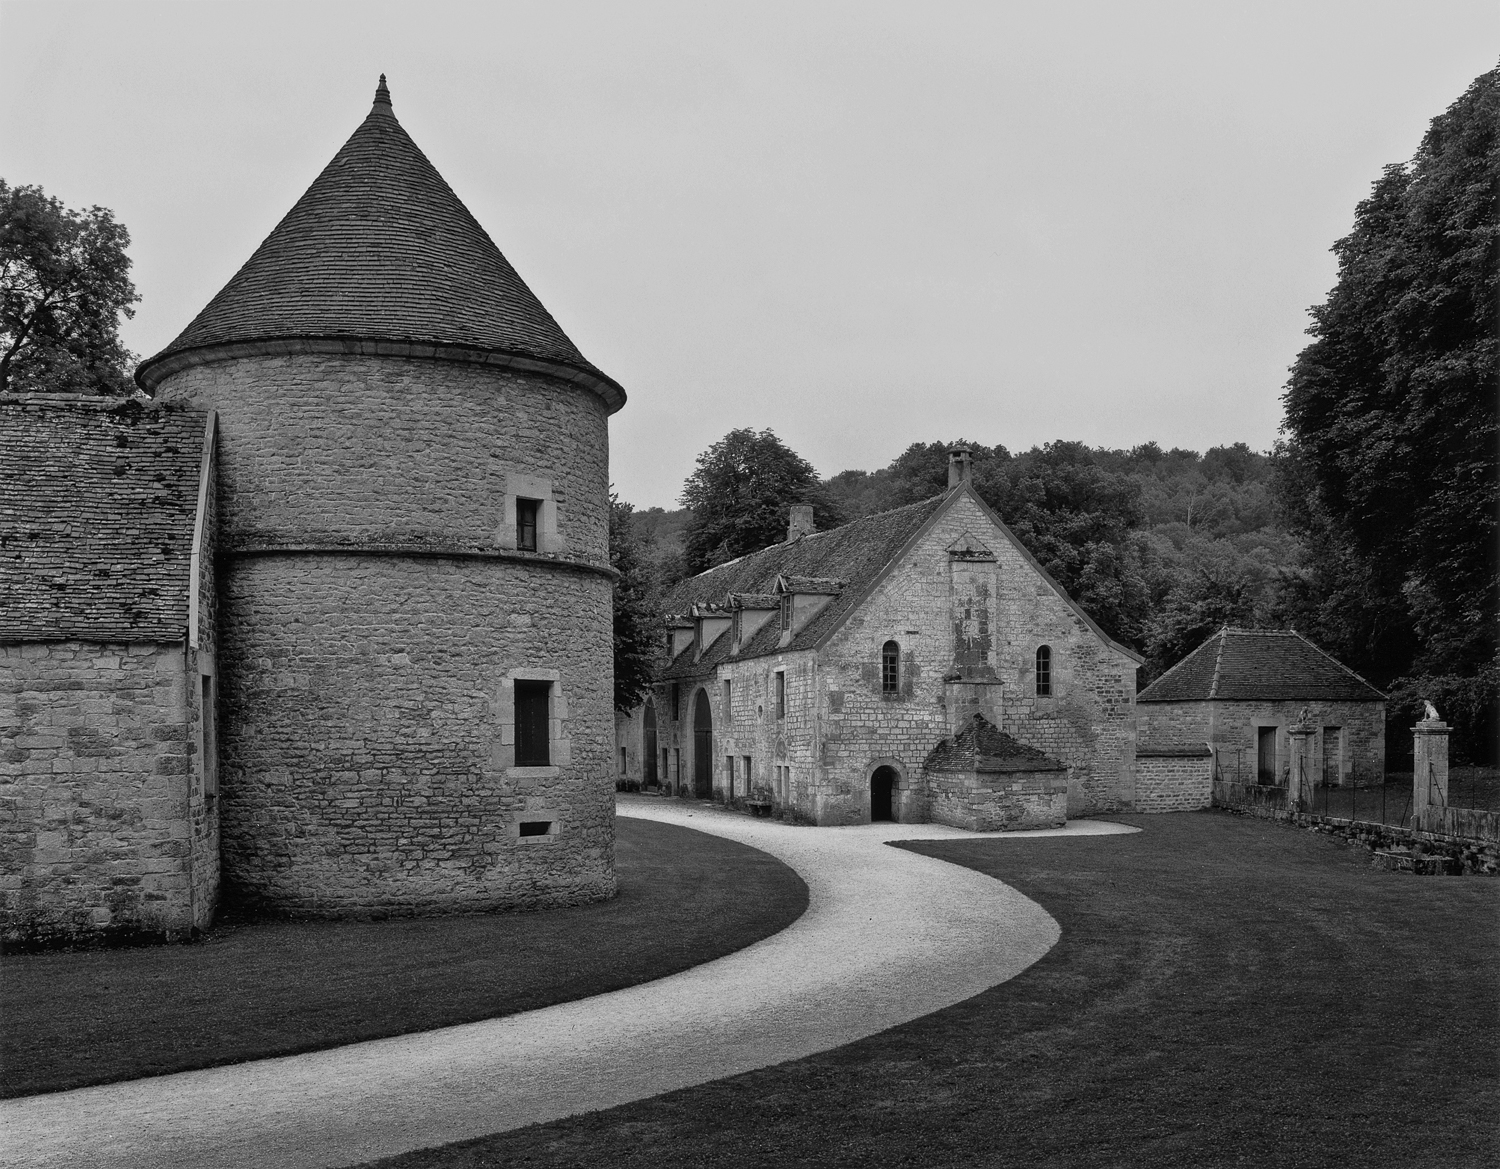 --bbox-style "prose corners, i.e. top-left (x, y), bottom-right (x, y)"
top-left (134, 336), bottom-right (627, 414)
top-left (224, 542), bottom-right (619, 581)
